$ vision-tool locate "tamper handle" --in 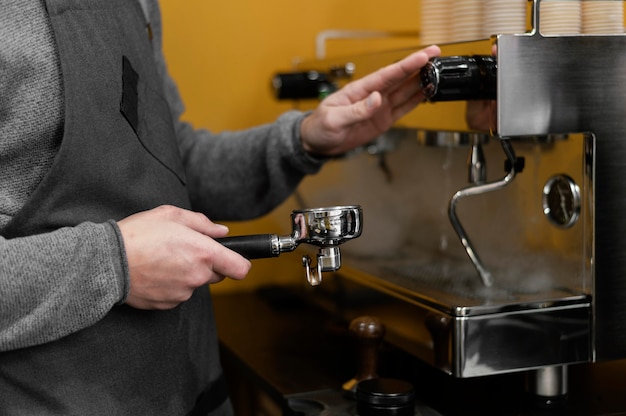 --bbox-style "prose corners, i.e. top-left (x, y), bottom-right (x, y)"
top-left (342, 316), bottom-right (386, 396)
